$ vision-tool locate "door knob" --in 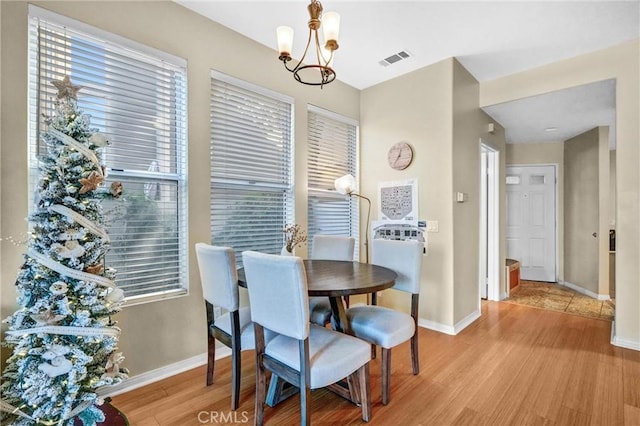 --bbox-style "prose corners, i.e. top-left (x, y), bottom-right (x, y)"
top-left (592, 232), bottom-right (597, 238)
